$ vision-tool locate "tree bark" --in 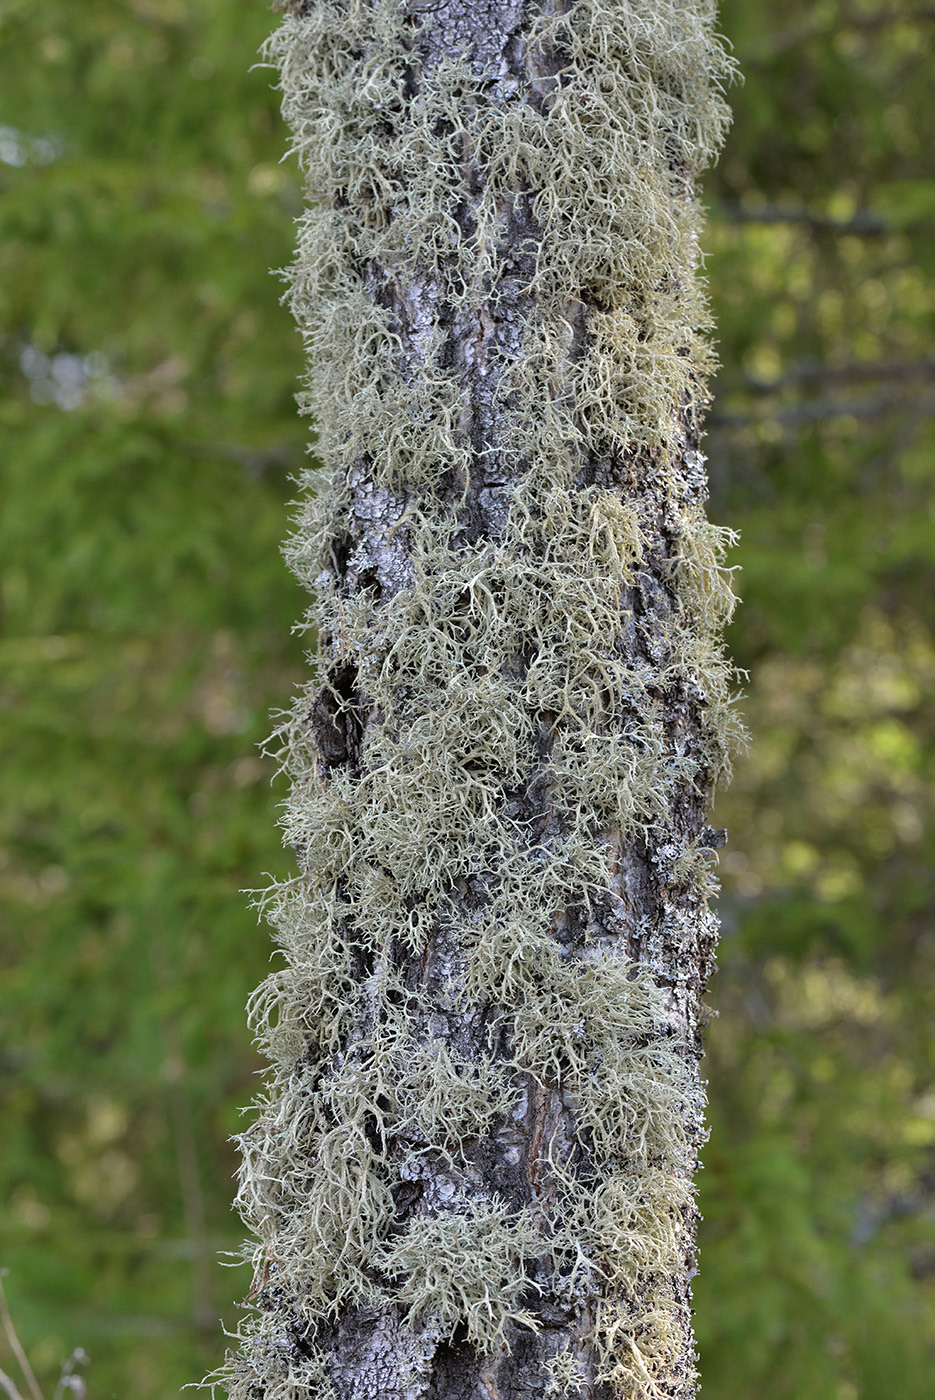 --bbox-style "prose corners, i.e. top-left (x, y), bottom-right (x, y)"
top-left (221, 3), bottom-right (737, 1398)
